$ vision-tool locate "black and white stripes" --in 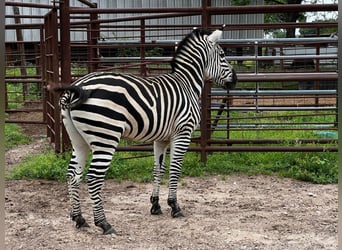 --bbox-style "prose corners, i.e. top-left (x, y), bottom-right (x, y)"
top-left (58, 28), bottom-right (237, 234)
